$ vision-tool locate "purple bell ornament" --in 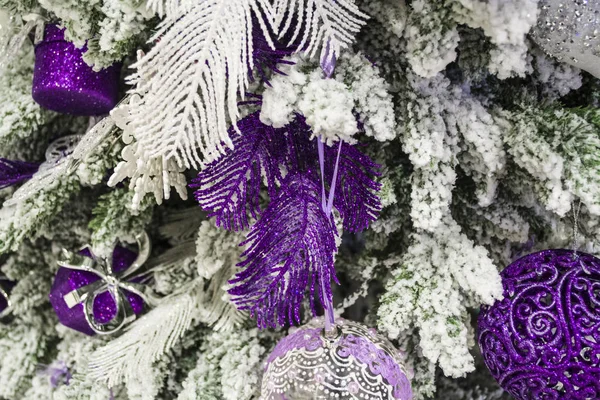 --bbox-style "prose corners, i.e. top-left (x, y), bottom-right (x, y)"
top-left (32, 23), bottom-right (121, 116)
top-left (49, 233), bottom-right (154, 336)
